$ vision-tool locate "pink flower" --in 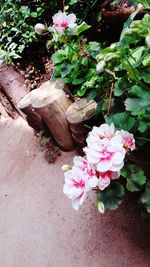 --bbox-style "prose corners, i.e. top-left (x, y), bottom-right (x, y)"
top-left (116, 130), bottom-right (135, 151)
top-left (73, 156), bottom-right (99, 188)
top-left (63, 156), bottom-right (99, 211)
top-left (98, 171), bottom-right (120, 190)
top-left (63, 169), bottom-right (87, 211)
top-left (86, 123), bottom-right (115, 147)
top-left (86, 135), bottom-right (125, 172)
top-left (52, 12), bottom-right (77, 35)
